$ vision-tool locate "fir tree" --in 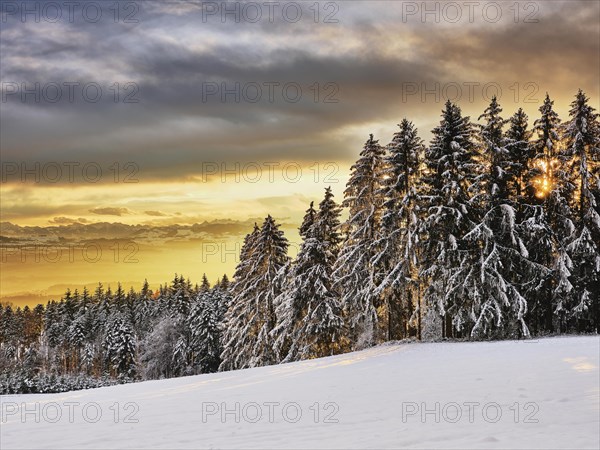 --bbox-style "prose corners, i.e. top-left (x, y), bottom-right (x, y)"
top-left (200, 274), bottom-right (211, 292)
top-left (562, 90), bottom-right (600, 331)
top-left (220, 274), bottom-right (230, 291)
top-left (374, 119), bottom-right (424, 339)
top-left (299, 201), bottom-right (317, 238)
top-left (273, 188), bottom-right (345, 361)
top-left (220, 216), bottom-right (289, 370)
top-left (318, 187), bottom-right (344, 254)
top-left (190, 292), bottom-right (222, 373)
top-left (420, 101), bottom-right (479, 337)
top-left (104, 316), bottom-right (136, 379)
top-left (505, 108), bottom-right (535, 216)
top-left (478, 96), bottom-right (509, 206)
top-left (531, 94), bottom-right (575, 333)
top-left (334, 134), bottom-right (386, 348)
